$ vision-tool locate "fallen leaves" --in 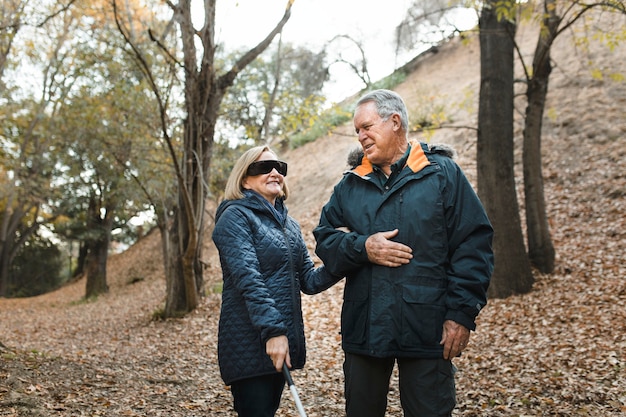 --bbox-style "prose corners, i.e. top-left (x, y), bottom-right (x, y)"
top-left (2, 153), bottom-right (626, 417)
top-left (2, 28), bottom-right (626, 417)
